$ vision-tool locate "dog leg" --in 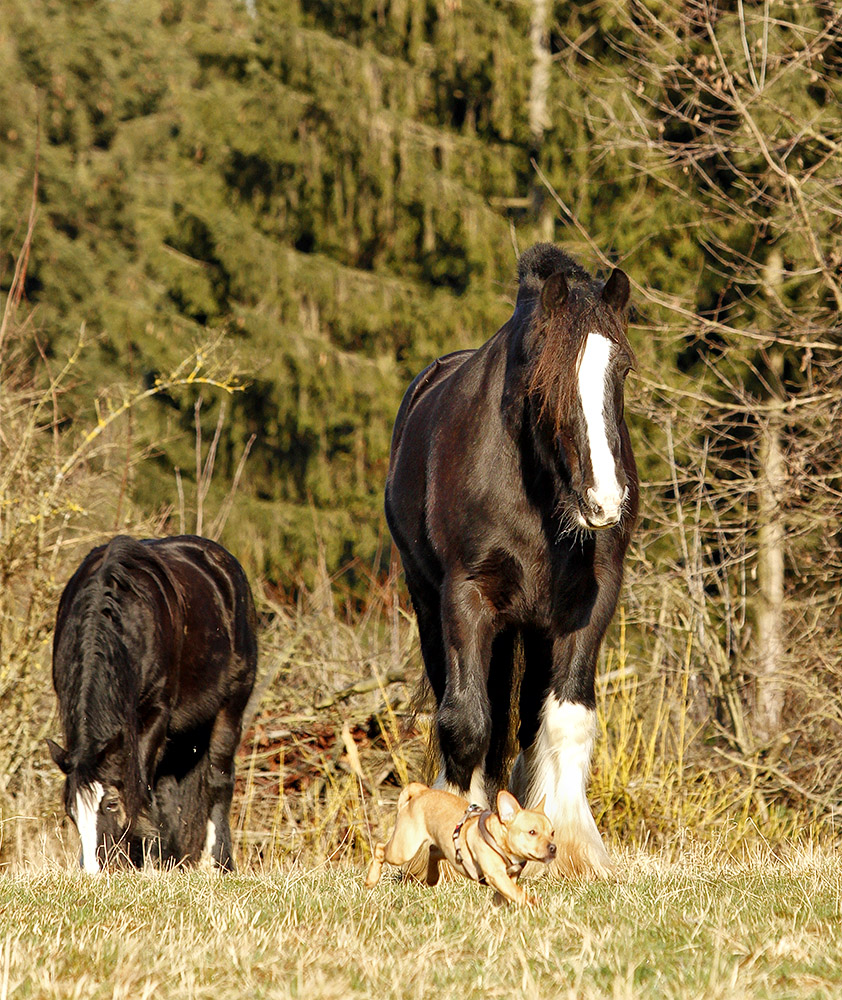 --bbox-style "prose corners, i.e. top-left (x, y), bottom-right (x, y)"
top-left (365, 825), bottom-right (427, 888)
top-left (482, 867), bottom-right (536, 906)
top-left (364, 843), bottom-right (387, 888)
